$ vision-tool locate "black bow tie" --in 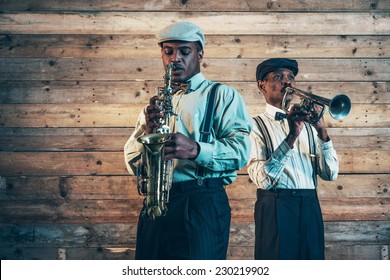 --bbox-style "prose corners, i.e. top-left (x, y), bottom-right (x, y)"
top-left (275, 112), bottom-right (287, 121)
